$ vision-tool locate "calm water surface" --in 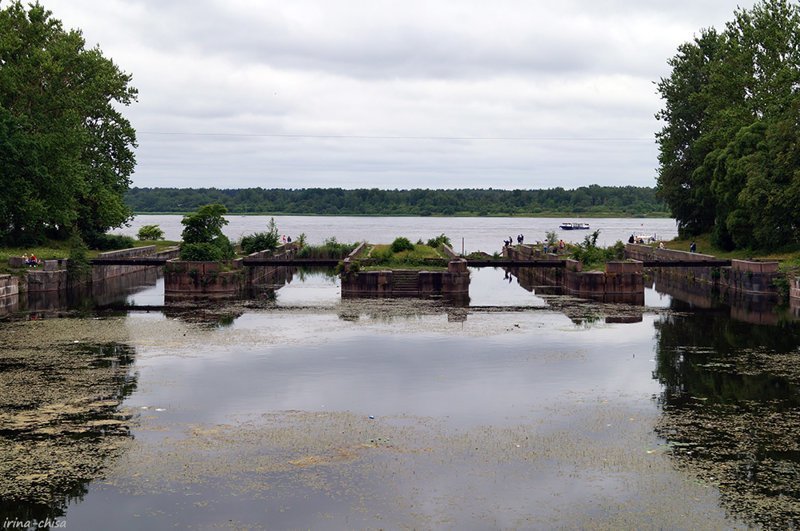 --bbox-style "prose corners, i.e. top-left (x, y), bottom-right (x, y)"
top-left (116, 215), bottom-right (678, 252)
top-left (3, 218), bottom-right (800, 529)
